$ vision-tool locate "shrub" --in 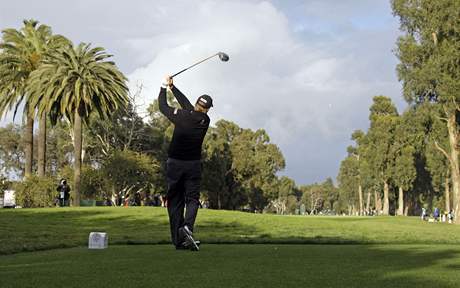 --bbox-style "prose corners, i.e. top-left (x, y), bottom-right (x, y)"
top-left (102, 149), bottom-right (162, 196)
top-left (14, 176), bottom-right (57, 208)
